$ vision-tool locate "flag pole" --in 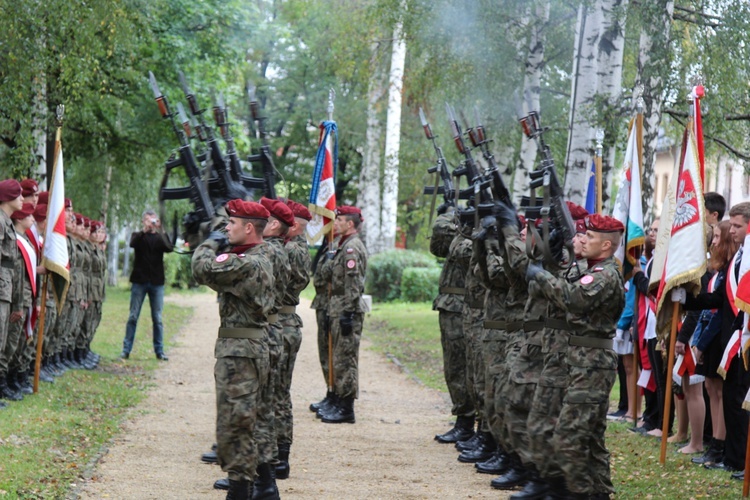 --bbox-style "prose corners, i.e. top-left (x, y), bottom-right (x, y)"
top-left (630, 294), bottom-right (640, 427)
top-left (660, 301), bottom-right (681, 464)
top-left (743, 419), bottom-right (750, 497)
top-left (595, 129), bottom-right (604, 214)
top-left (326, 88), bottom-right (336, 394)
top-left (630, 91), bottom-right (645, 426)
top-left (33, 276), bottom-right (49, 394)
